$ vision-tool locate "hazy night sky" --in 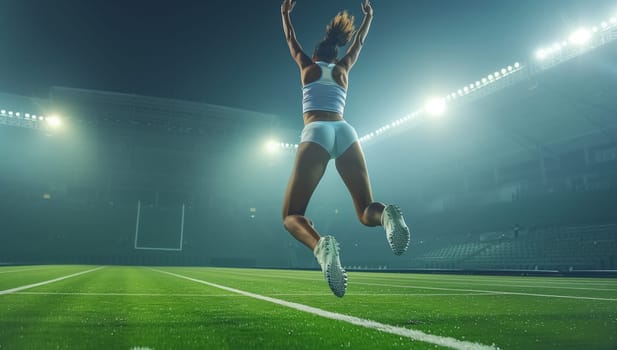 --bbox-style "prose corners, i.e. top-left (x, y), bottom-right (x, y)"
top-left (1, 0), bottom-right (615, 130)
